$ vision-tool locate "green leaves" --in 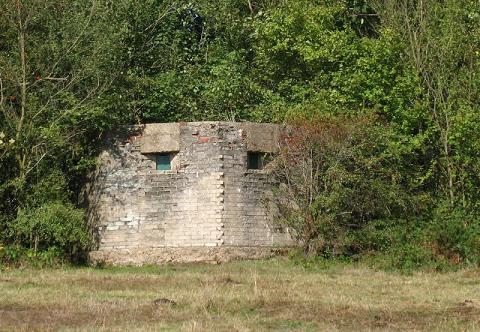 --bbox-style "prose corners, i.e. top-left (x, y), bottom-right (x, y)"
top-left (10, 202), bottom-right (89, 254)
top-left (253, 1), bottom-right (418, 121)
top-left (0, 0), bottom-right (478, 267)
top-left (271, 115), bottom-right (420, 255)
